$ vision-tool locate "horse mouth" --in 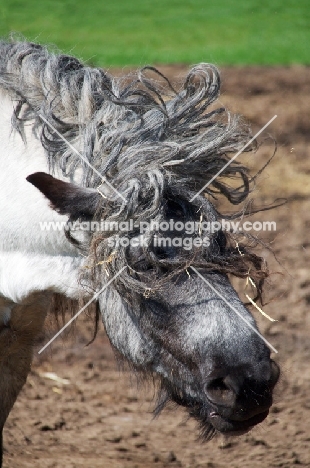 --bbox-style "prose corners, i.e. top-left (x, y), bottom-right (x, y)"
top-left (209, 409), bottom-right (269, 434)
